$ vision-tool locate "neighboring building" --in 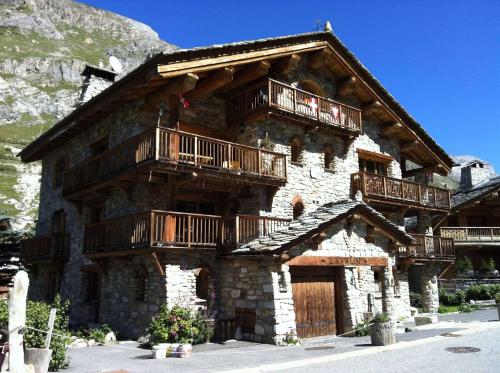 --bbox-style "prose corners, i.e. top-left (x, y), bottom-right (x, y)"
top-left (19, 29), bottom-right (454, 343)
top-left (438, 161), bottom-right (500, 273)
